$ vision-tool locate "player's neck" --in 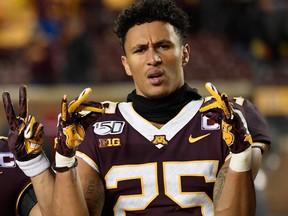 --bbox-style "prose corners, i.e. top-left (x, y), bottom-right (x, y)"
top-left (150, 121), bottom-right (164, 129)
top-left (127, 83), bottom-right (202, 124)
